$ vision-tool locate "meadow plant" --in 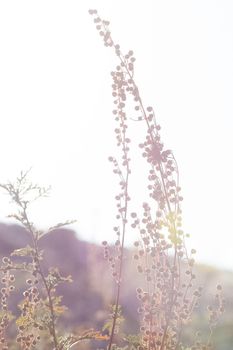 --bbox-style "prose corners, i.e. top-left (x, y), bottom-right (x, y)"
top-left (0, 171), bottom-right (110, 349)
top-left (0, 171), bottom-right (76, 349)
top-left (0, 9), bottom-right (225, 350)
top-left (89, 9), bottom-right (224, 350)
